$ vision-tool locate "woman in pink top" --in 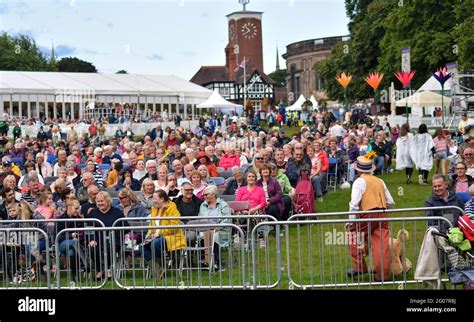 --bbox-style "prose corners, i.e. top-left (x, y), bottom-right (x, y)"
top-left (433, 128), bottom-right (448, 175)
top-left (236, 170), bottom-right (266, 214)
